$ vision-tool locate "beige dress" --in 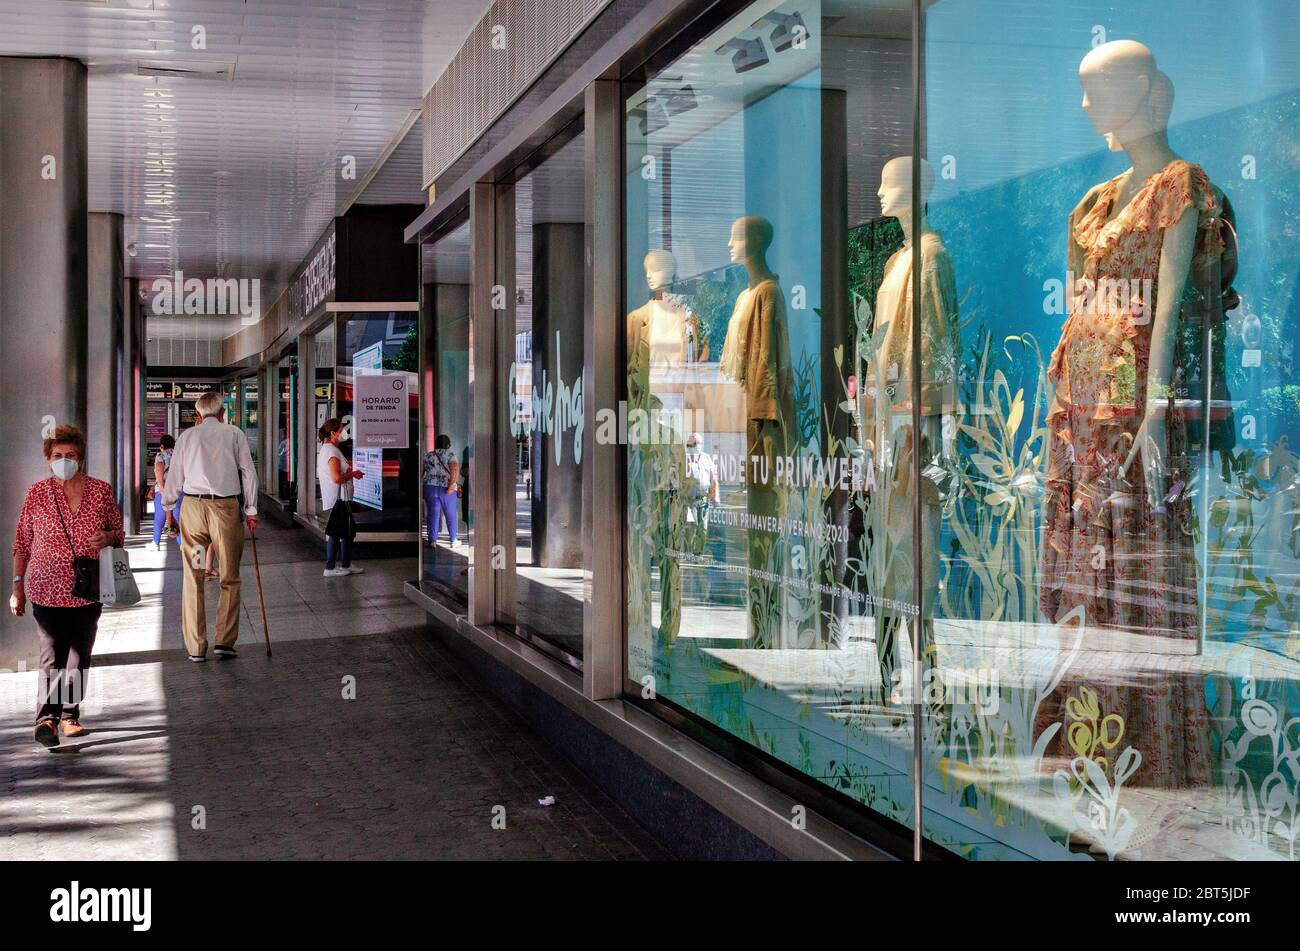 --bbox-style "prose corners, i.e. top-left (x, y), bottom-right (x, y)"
top-left (866, 233), bottom-right (959, 612)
